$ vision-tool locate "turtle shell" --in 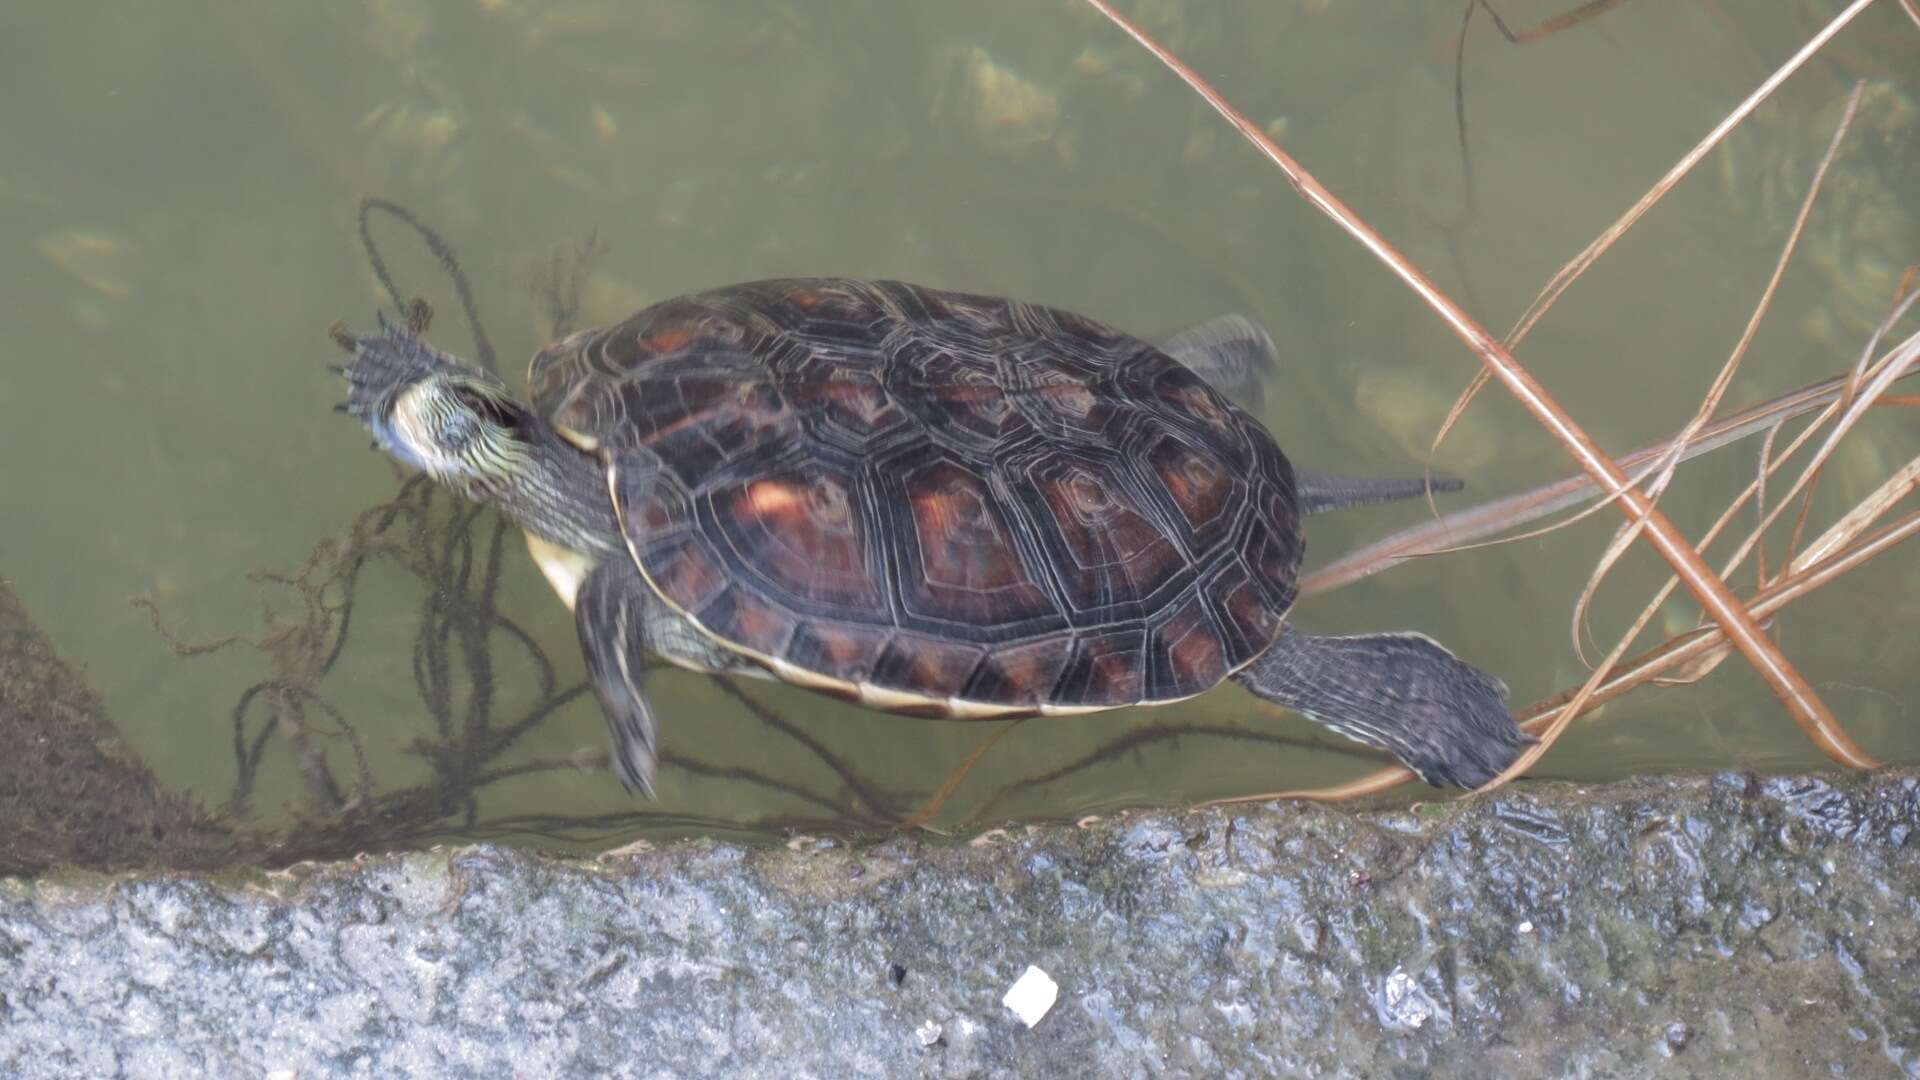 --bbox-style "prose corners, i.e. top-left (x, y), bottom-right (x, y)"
top-left (528, 279), bottom-right (1302, 716)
